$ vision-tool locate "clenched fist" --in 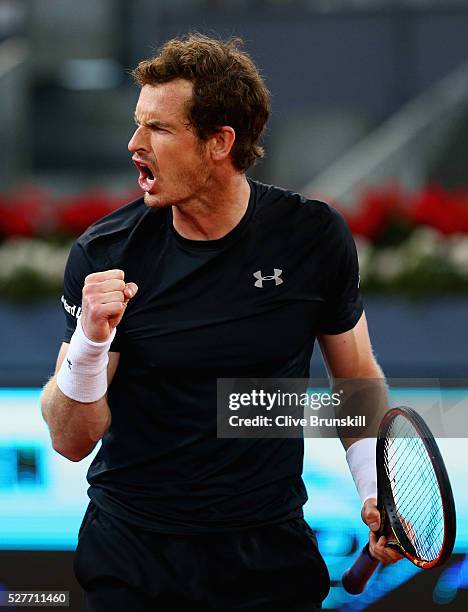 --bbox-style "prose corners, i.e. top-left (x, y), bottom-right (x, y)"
top-left (80, 269), bottom-right (138, 342)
